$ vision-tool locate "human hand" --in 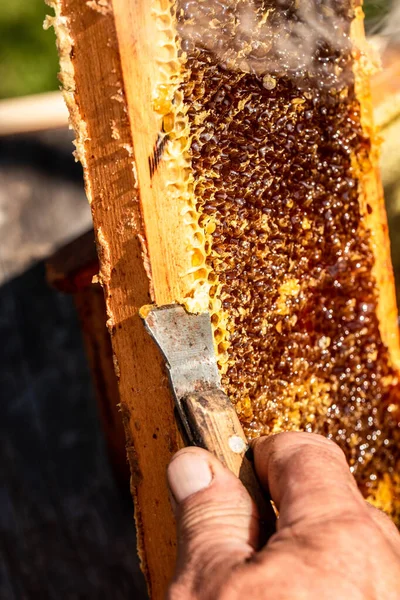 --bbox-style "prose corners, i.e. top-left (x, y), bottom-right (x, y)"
top-left (166, 431), bottom-right (400, 599)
